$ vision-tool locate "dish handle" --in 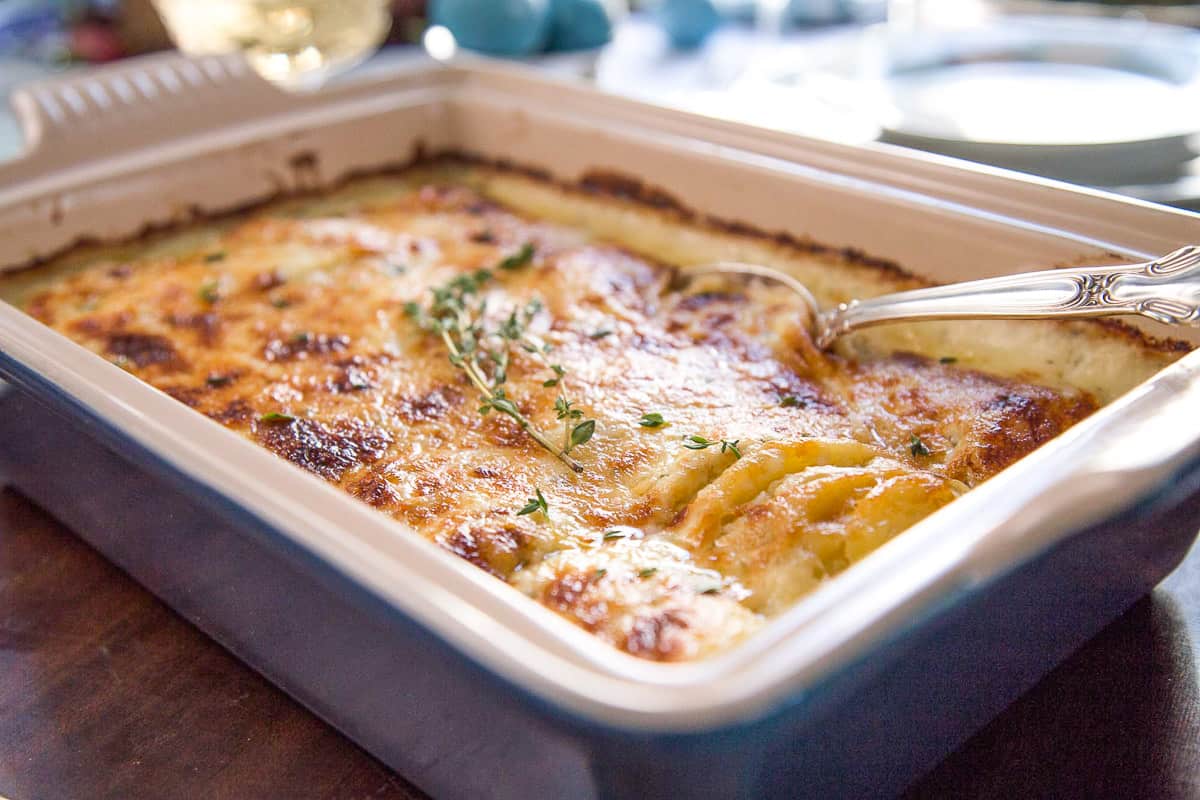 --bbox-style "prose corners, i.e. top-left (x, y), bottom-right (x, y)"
top-left (1, 51), bottom-right (288, 182)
